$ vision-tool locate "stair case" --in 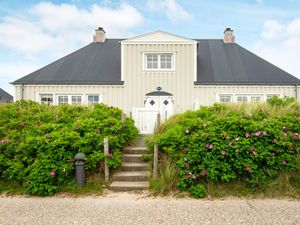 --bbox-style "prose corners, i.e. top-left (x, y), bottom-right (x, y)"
top-left (110, 137), bottom-right (149, 191)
